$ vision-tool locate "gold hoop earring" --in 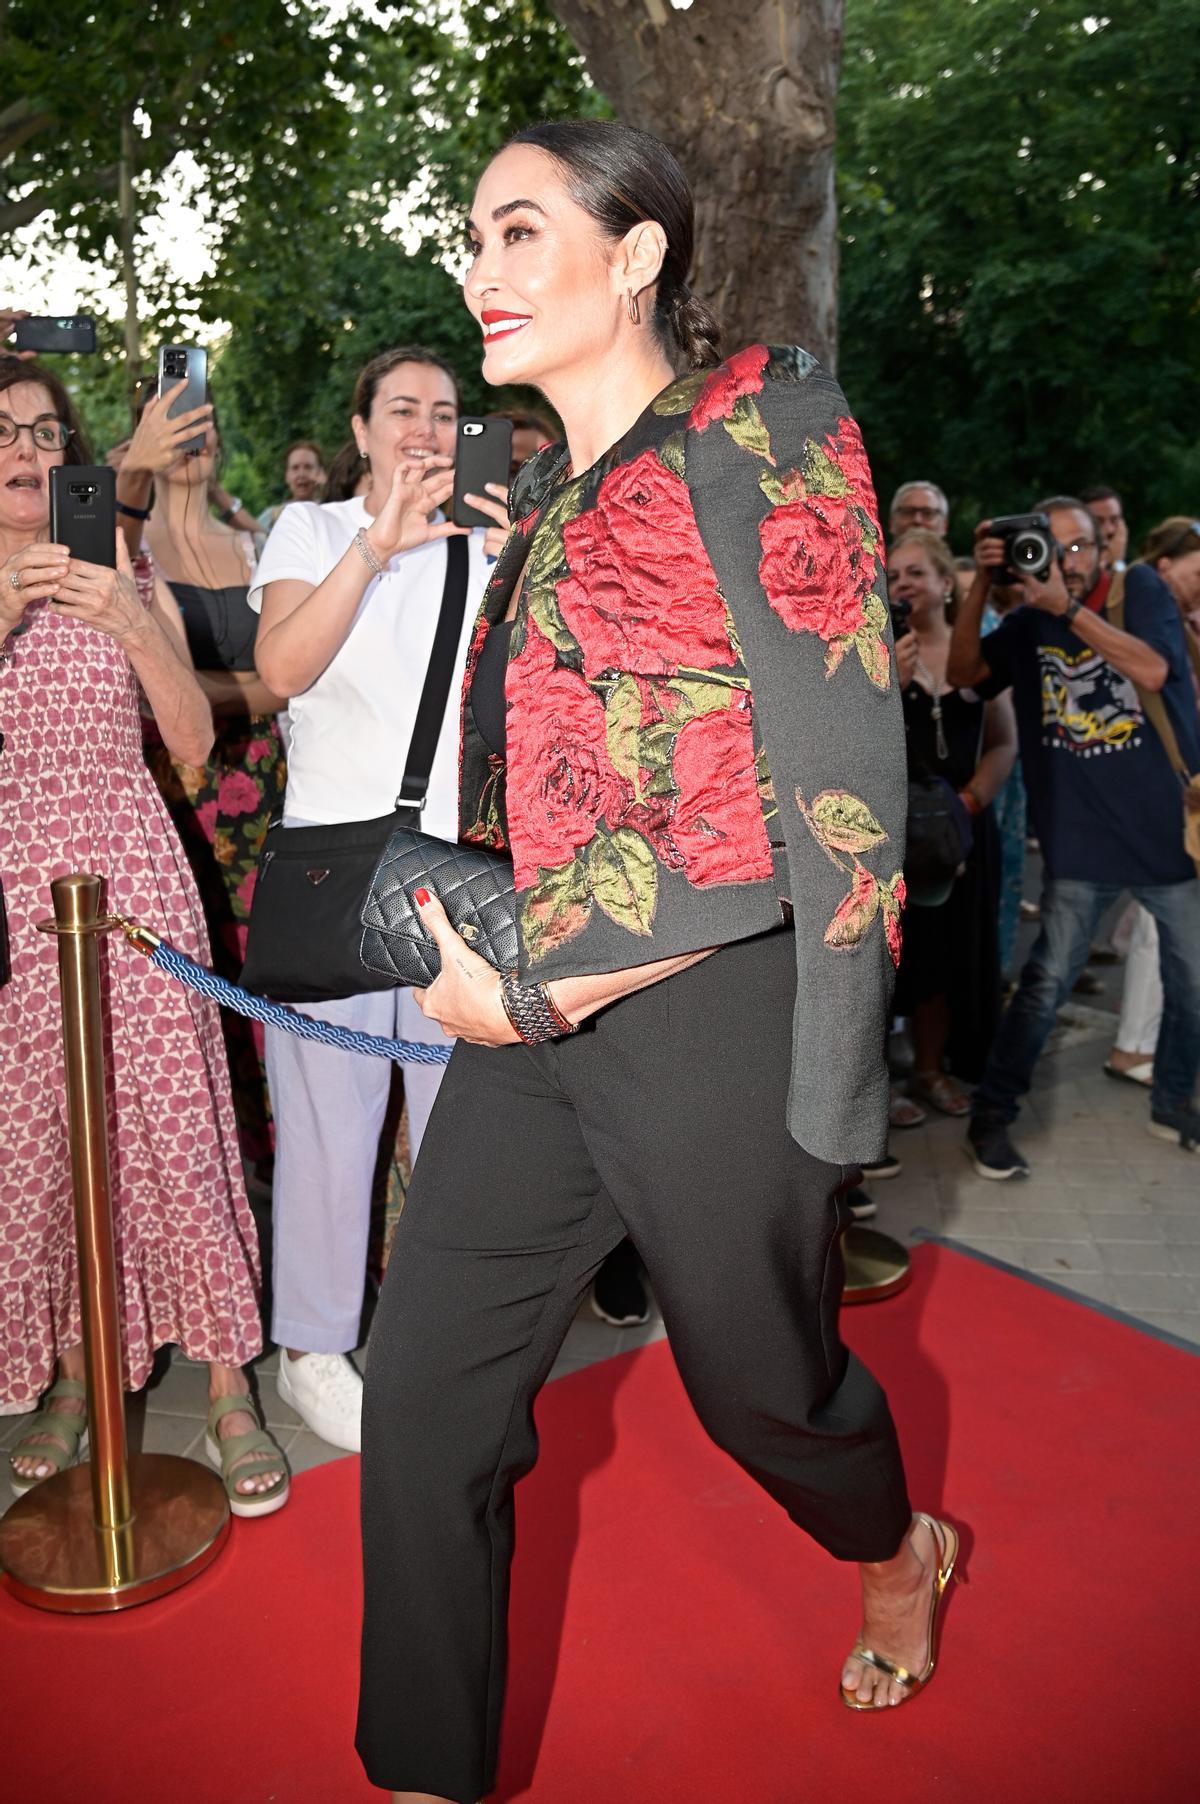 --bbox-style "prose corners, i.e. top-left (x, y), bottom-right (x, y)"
top-left (627, 288), bottom-right (641, 326)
